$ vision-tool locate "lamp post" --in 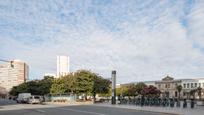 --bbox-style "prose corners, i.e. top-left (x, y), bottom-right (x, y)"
top-left (111, 70), bottom-right (116, 105)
